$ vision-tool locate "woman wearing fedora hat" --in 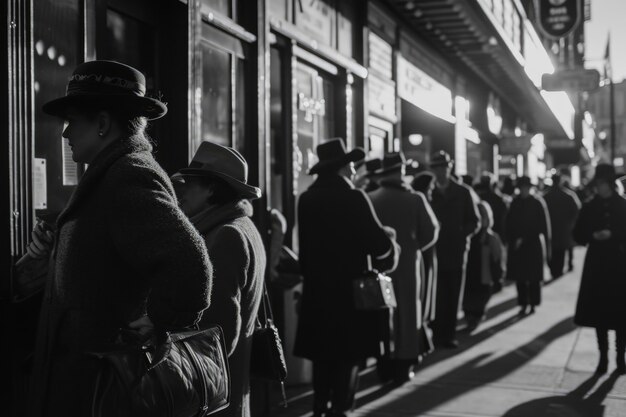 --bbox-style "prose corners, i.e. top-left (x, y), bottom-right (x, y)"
top-left (172, 141), bottom-right (266, 417)
top-left (573, 163), bottom-right (626, 374)
top-left (294, 139), bottom-right (399, 417)
top-left (27, 61), bottom-right (213, 416)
